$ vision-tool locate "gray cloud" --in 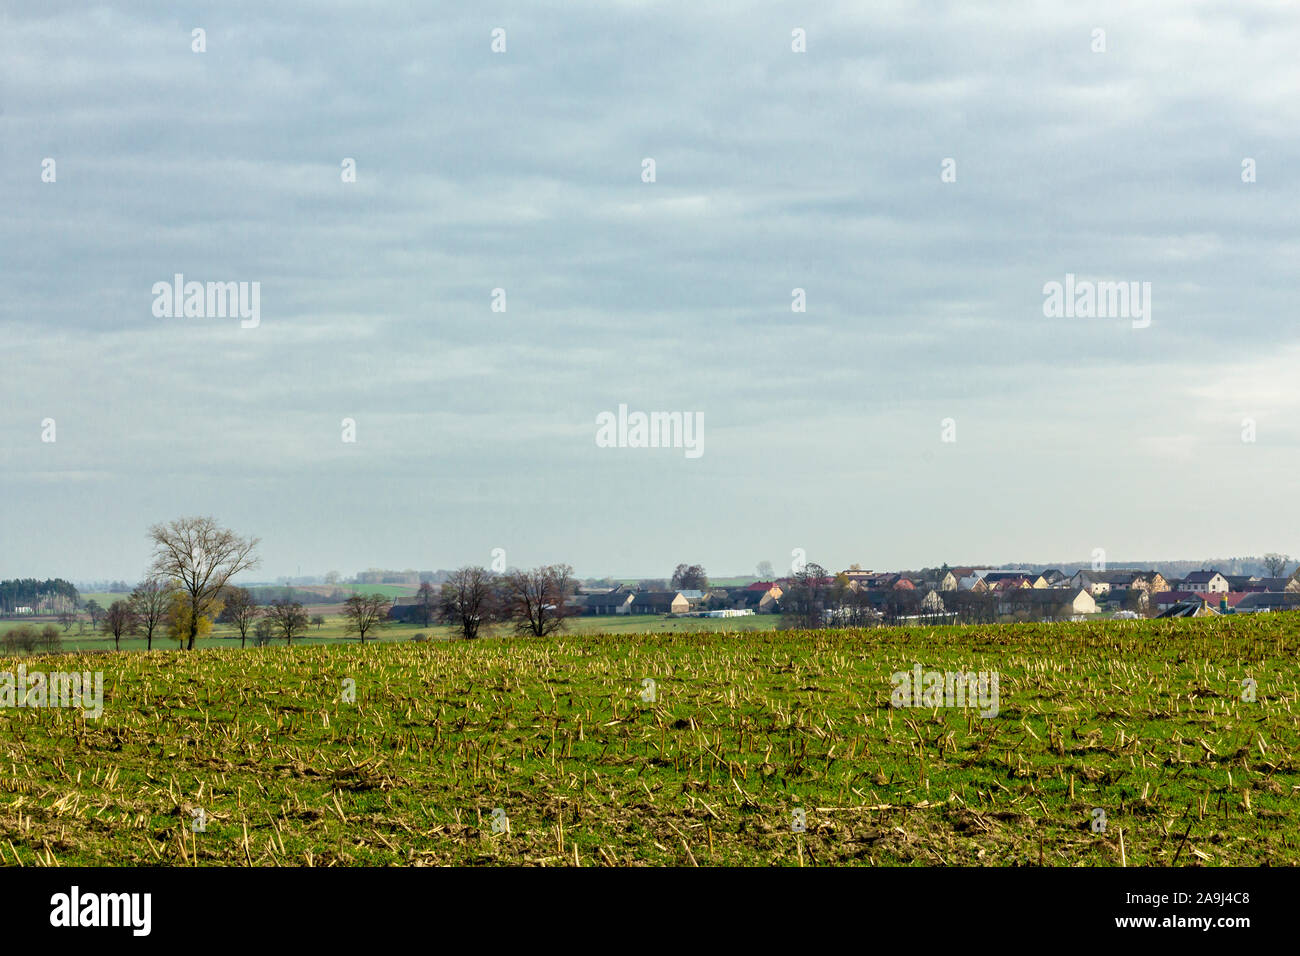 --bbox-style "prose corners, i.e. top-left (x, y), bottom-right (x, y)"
top-left (2, 0), bottom-right (1298, 579)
